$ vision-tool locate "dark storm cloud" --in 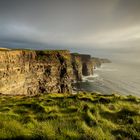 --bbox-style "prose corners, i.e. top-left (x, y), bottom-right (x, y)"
top-left (0, 0), bottom-right (140, 60)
